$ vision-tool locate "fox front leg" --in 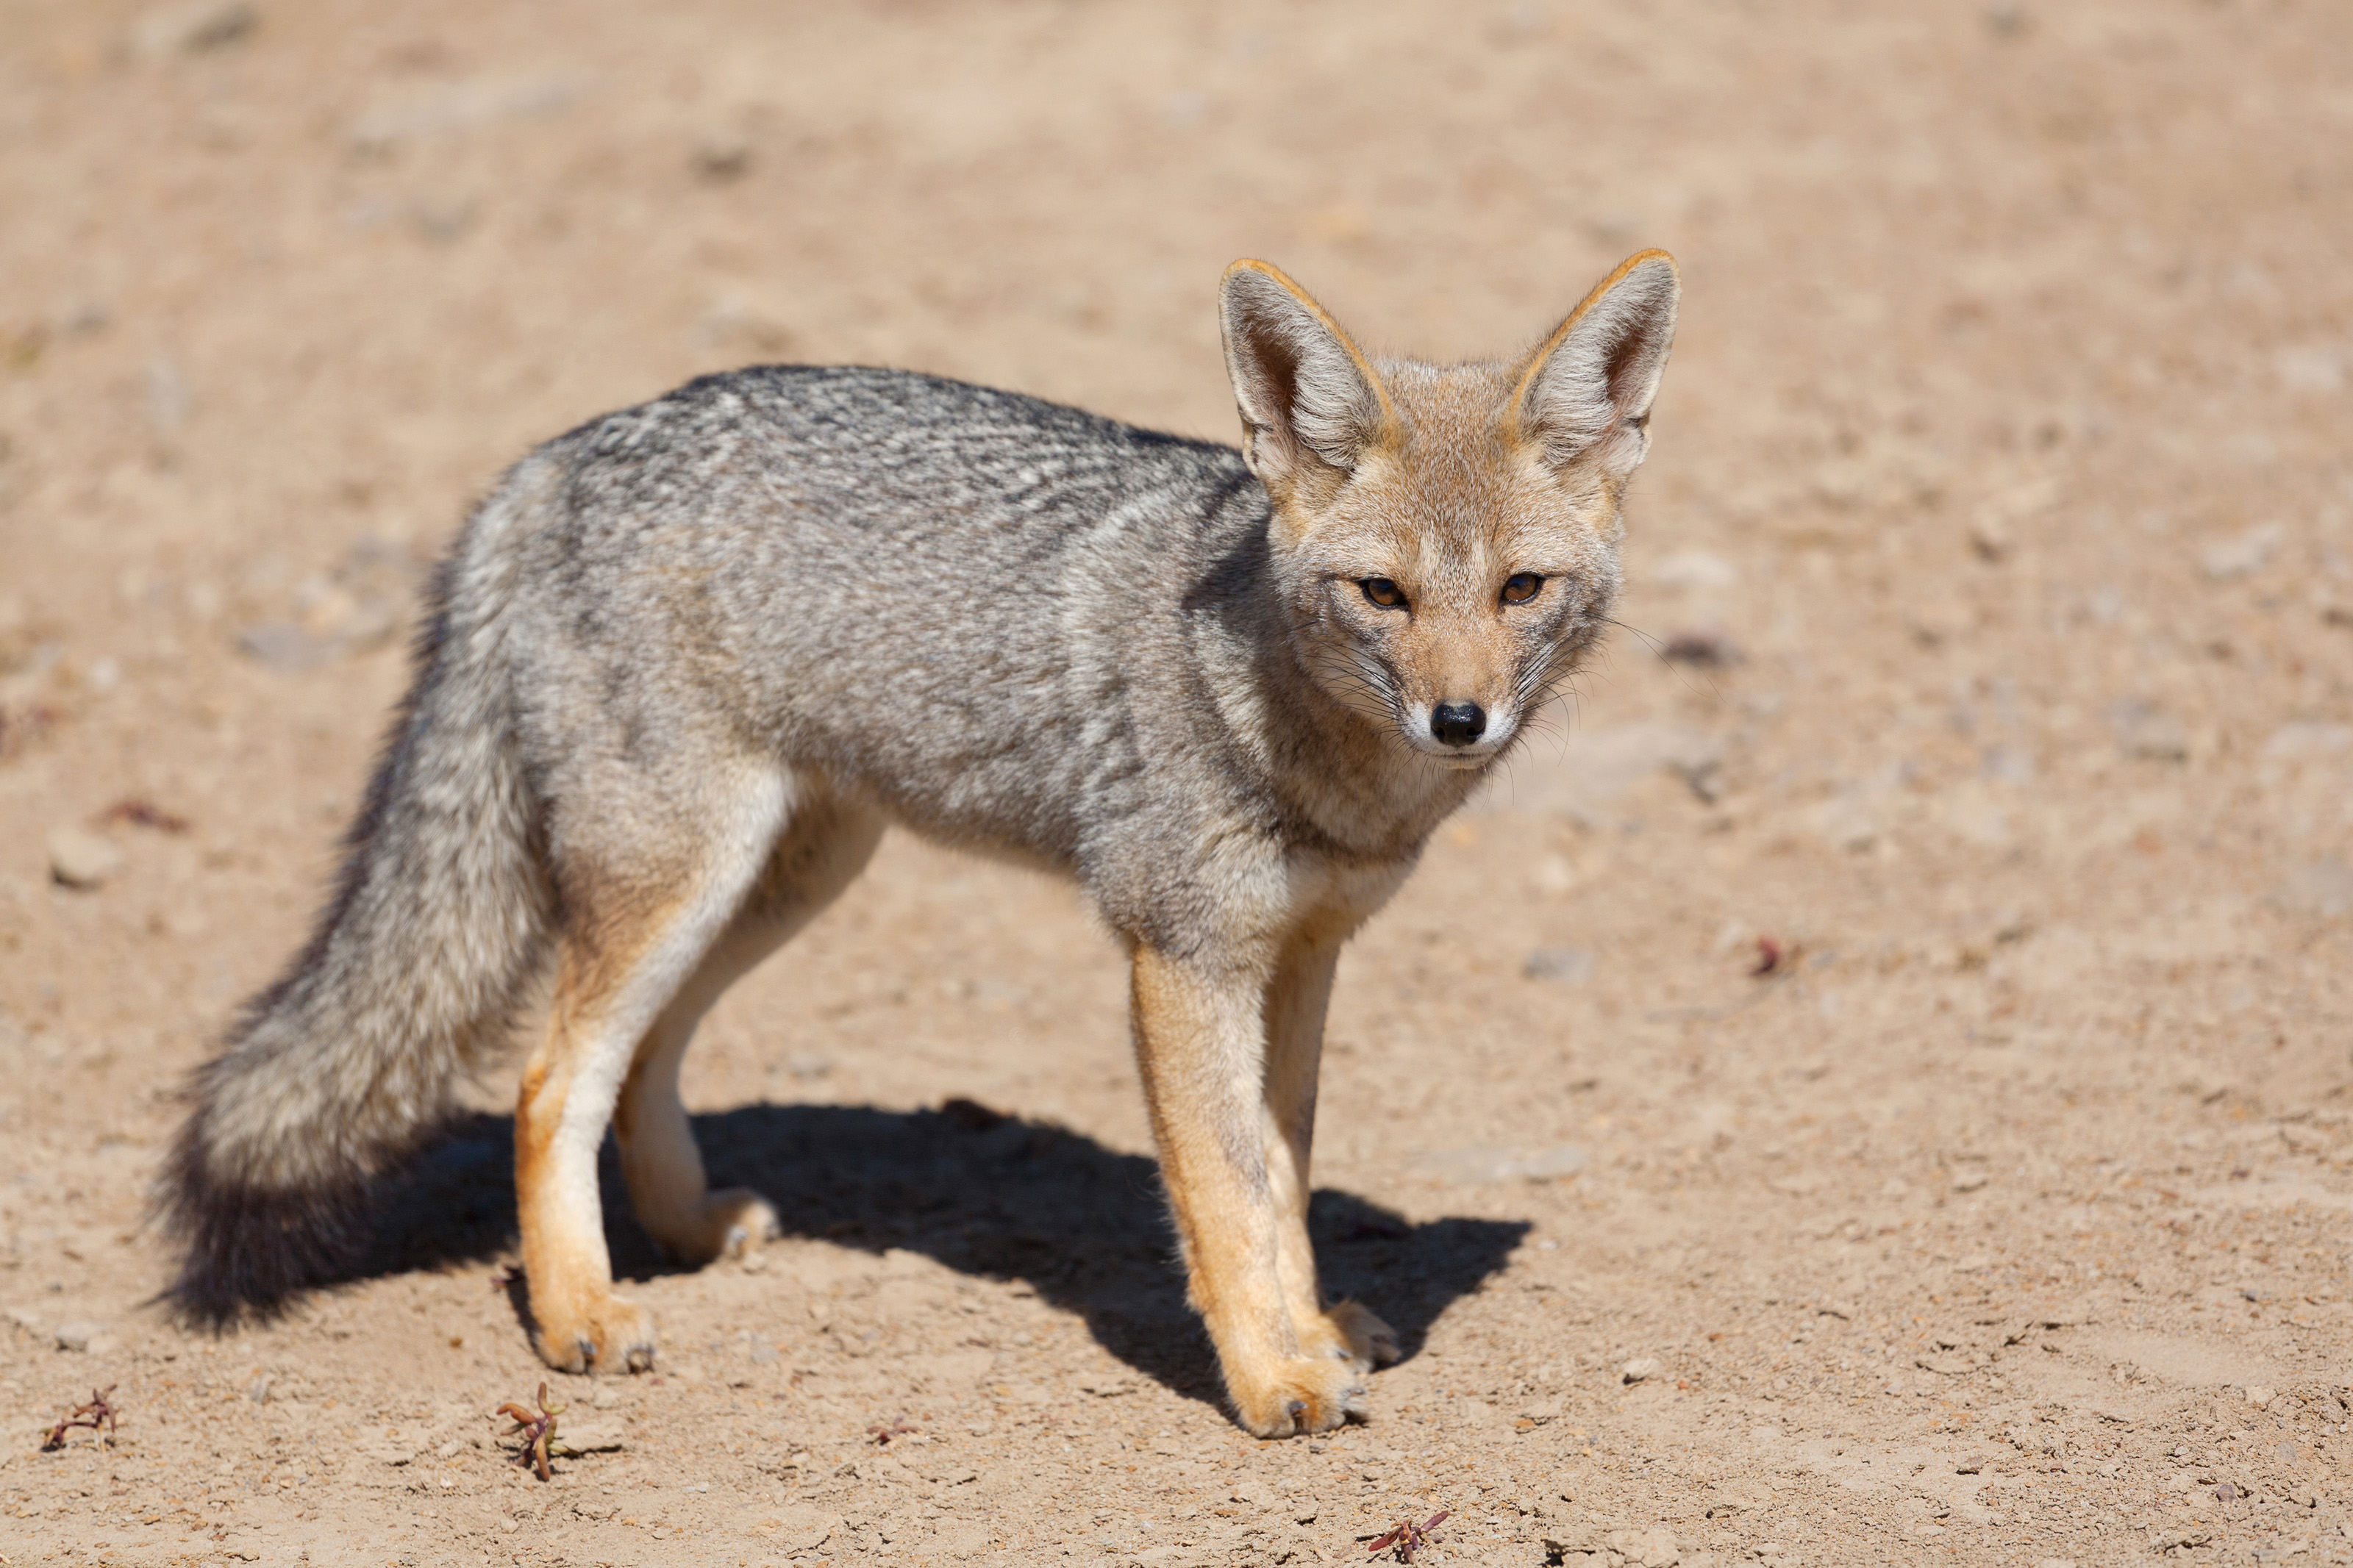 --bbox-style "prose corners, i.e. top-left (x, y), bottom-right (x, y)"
top-left (1263, 931), bottom-right (1399, 1376)
top-left (1129, 942), bottom-right (1368, 1437)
